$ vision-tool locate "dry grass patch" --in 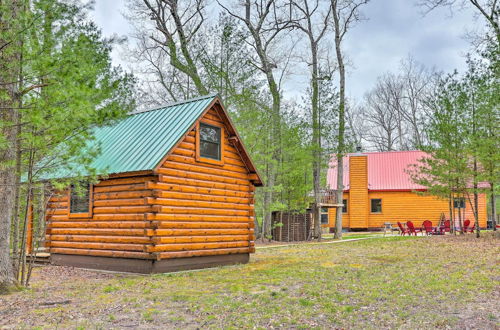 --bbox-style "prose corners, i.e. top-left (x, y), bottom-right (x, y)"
top-left (0, 234), bottom-right (498, 329)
